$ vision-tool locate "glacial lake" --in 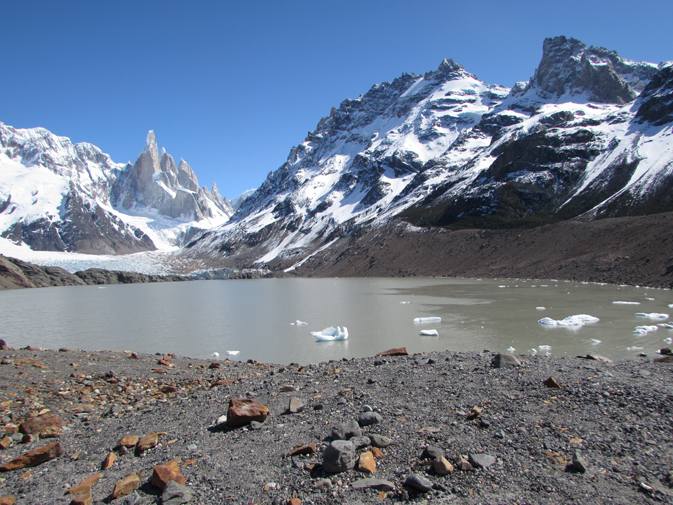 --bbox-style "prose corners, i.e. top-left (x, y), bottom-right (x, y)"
top-left (0, 278), bottom-right (671, 364)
